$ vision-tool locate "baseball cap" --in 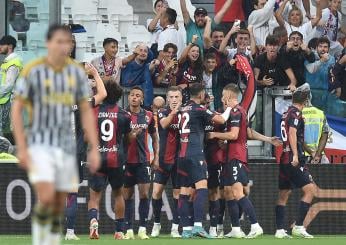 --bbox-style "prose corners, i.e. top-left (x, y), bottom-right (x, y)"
top-left (194, 7), bottom-right (207, 16)
top-left (0, 35), bottom-right (17, 48)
